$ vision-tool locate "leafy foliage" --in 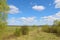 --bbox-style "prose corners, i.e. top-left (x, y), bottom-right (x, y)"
top-left (0, 0), bottom-right (9, 40)
top-left (0, 0), bottom-right (9, 30)
top-left (21, 26), bottom-right (29, 35)
top-left (41, 25), bottom-right (50, 33)
top-left (14, 28), bottom-right (21, 37)
top-left (42, 20), bottom-right (60, 36)
top-left (51, 20), bottom-right (60, 35)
